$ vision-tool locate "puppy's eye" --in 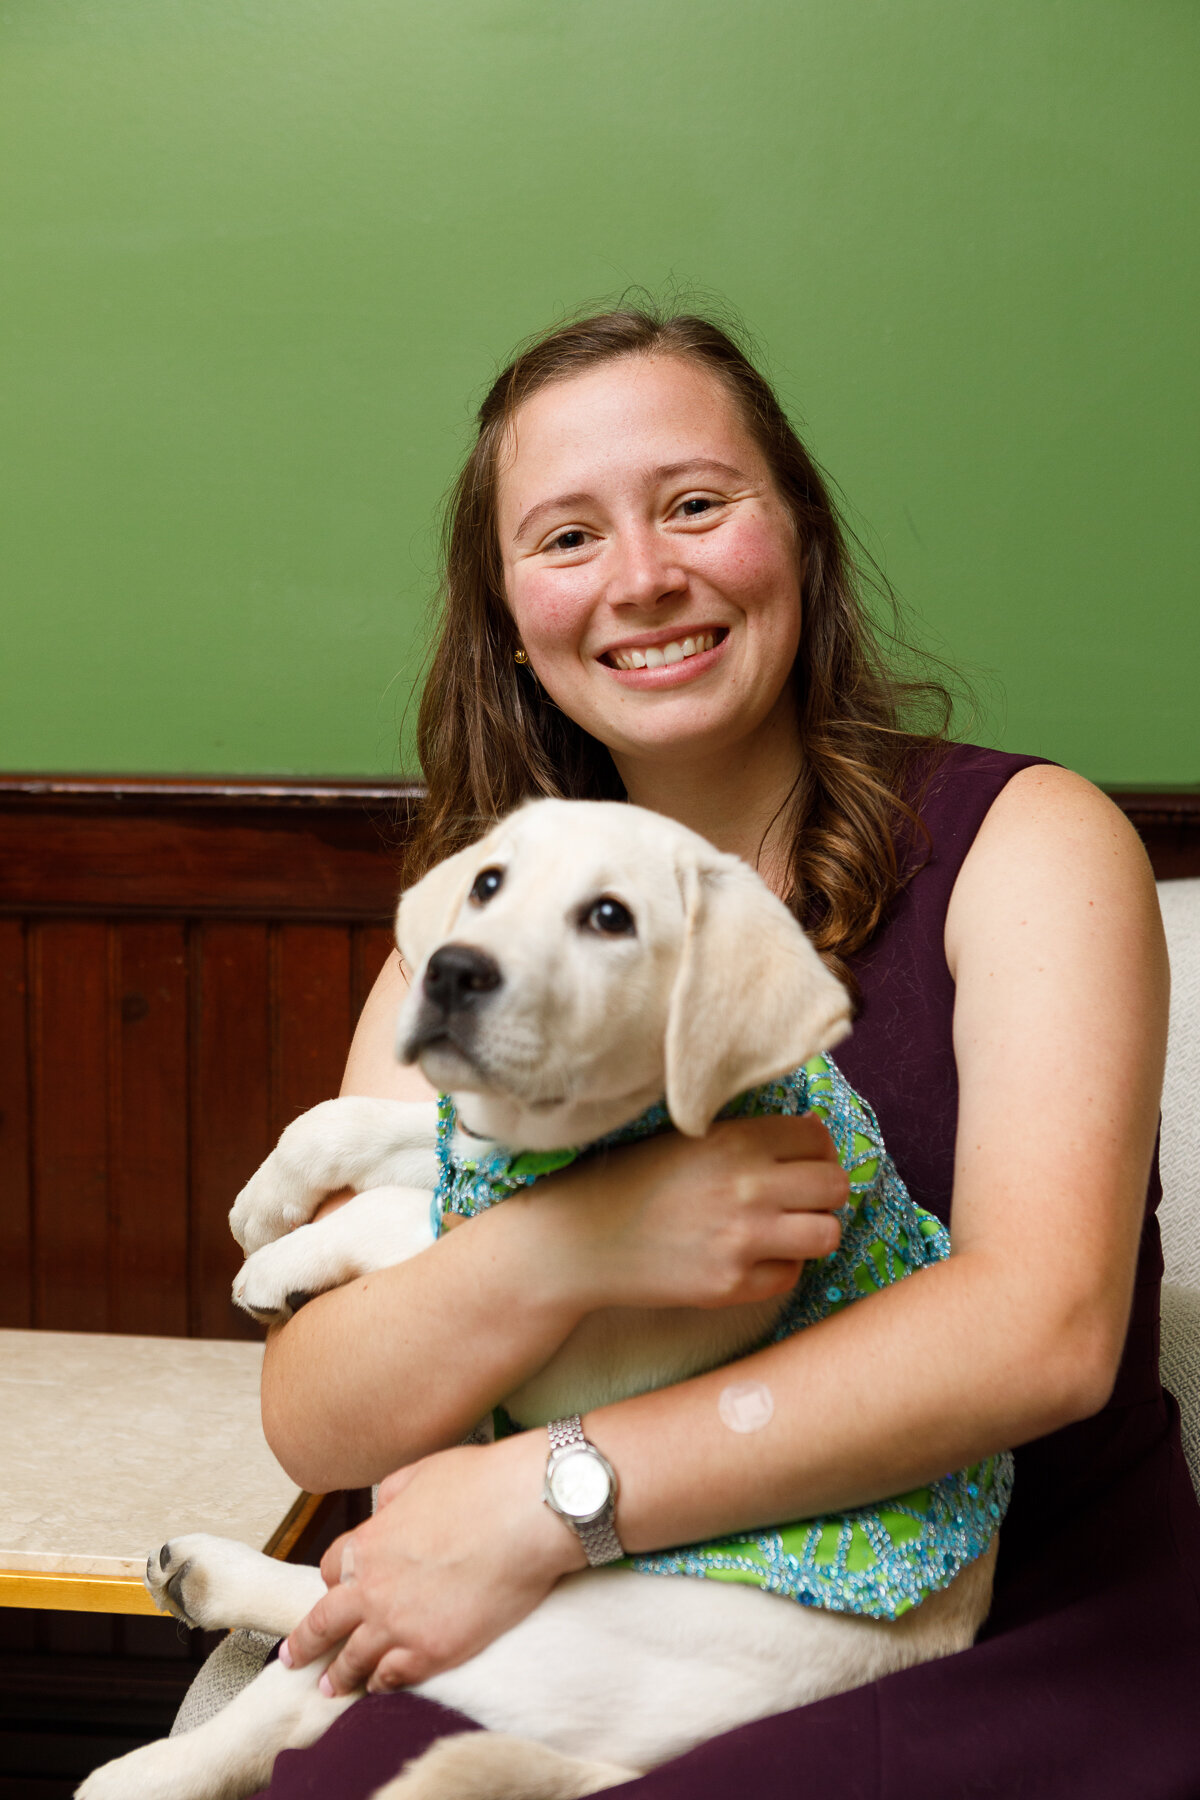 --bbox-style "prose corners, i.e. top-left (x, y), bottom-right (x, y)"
top-left (584, 897), bottom-right (635, 937)
top-left (469, 867), bottom-right (504, 906)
